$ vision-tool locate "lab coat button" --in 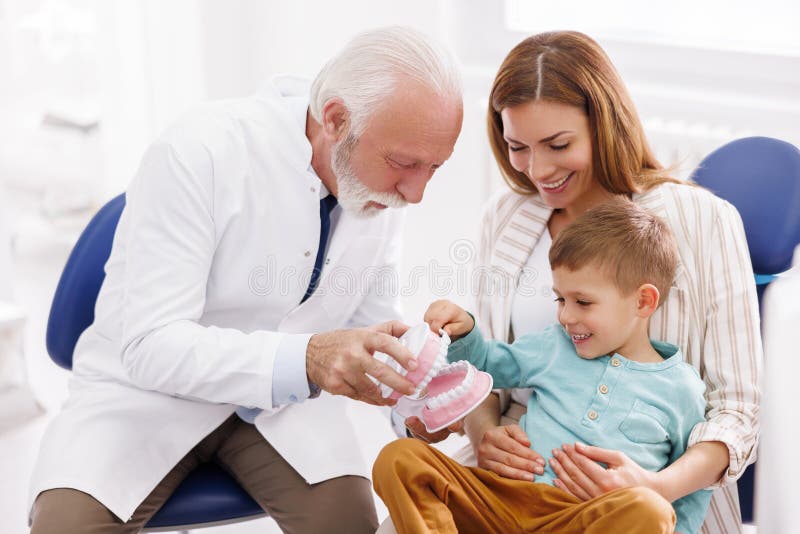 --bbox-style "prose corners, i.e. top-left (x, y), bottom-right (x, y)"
top-left (289, 395), bottom-right (298, 402)
top-left (304, 250), bottom-right (311, 257)
top-left (587, 410), bottom-right (598, 420)
top-left (599, 384), bottom-right (609, 394)
top-left (310, 187), bottom-right (316, 193)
